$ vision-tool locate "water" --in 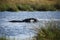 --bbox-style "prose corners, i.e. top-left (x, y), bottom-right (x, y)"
top-left (0, 11), bottom-right (60, 40)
